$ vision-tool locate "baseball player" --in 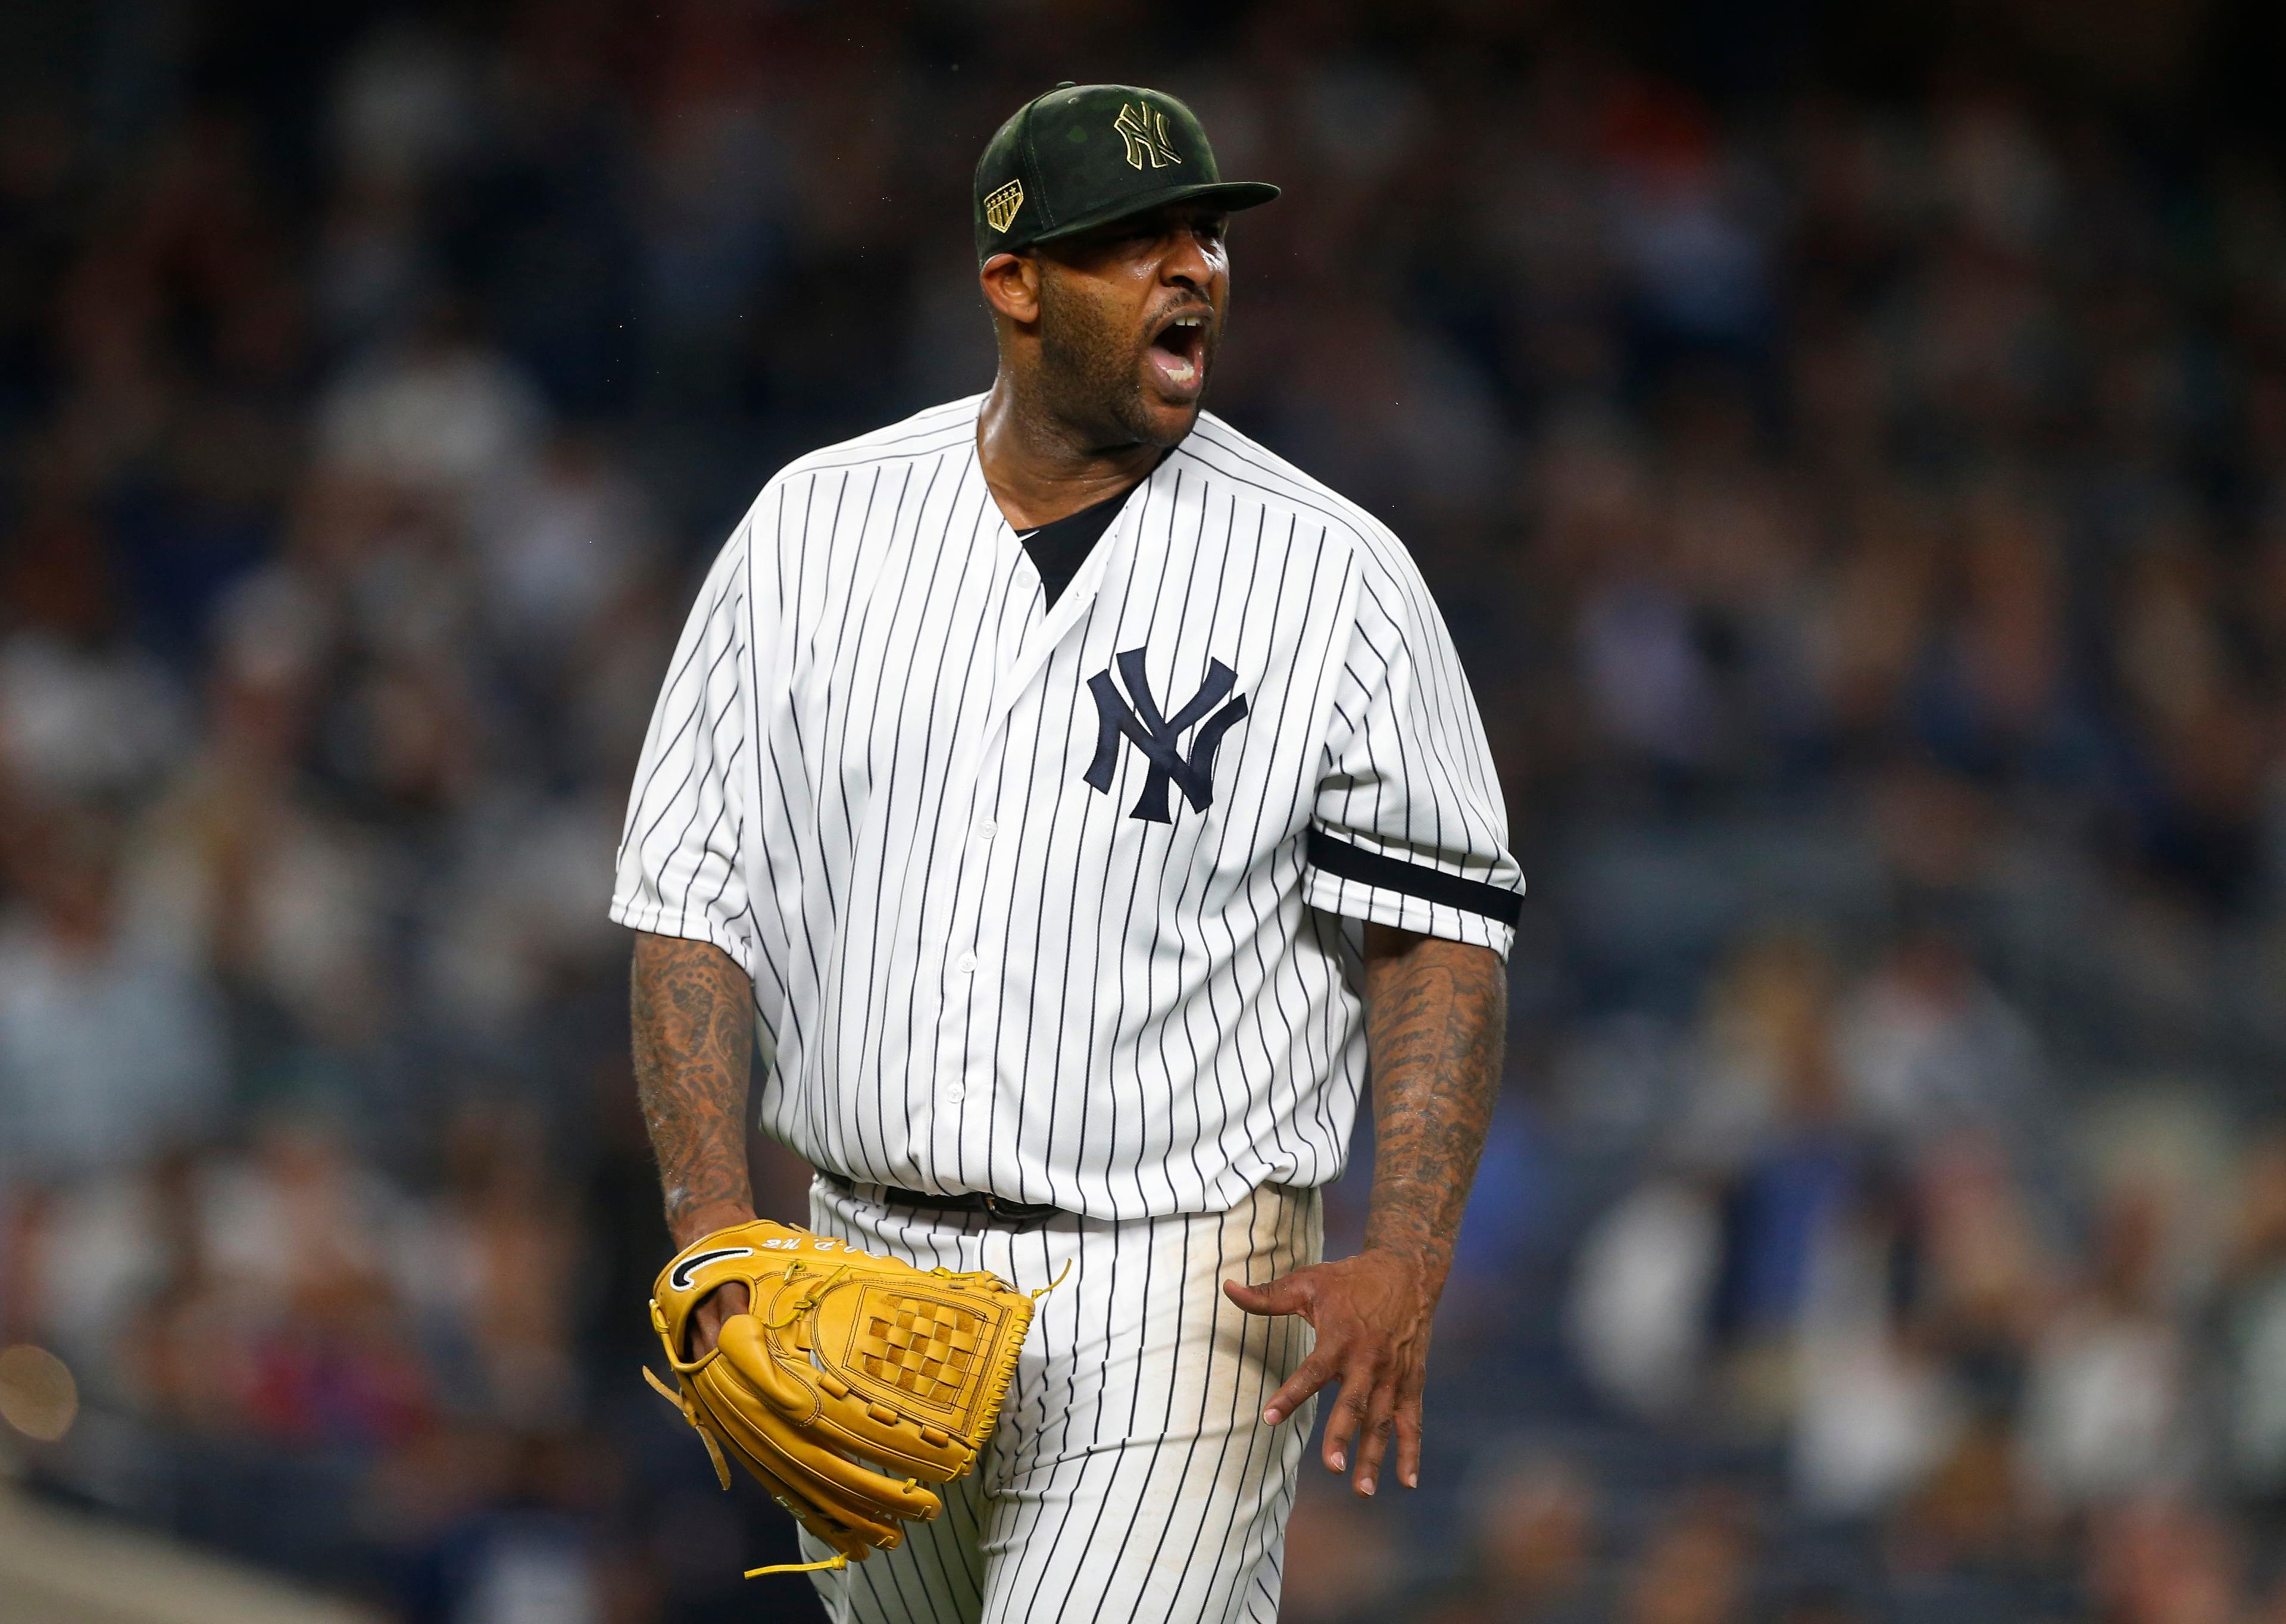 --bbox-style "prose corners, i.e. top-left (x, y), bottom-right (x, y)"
top-left (614, 81), bottom-right (1522, 1624)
